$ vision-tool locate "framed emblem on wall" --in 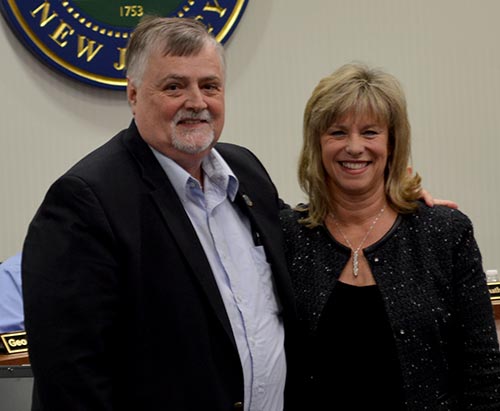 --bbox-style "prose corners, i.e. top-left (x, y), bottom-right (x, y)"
top-left (0, 1), bottom-right (249, 90)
